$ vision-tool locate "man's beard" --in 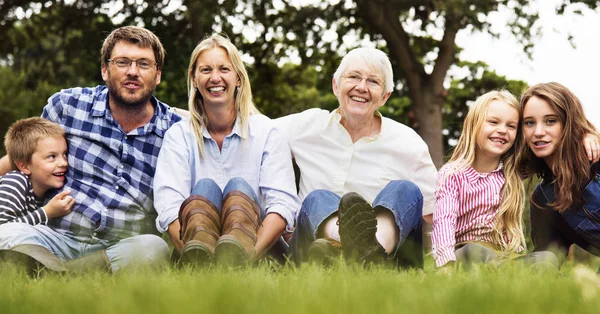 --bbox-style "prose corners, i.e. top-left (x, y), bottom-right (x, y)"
top-left (107, 79), bottom-right (156, 111)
